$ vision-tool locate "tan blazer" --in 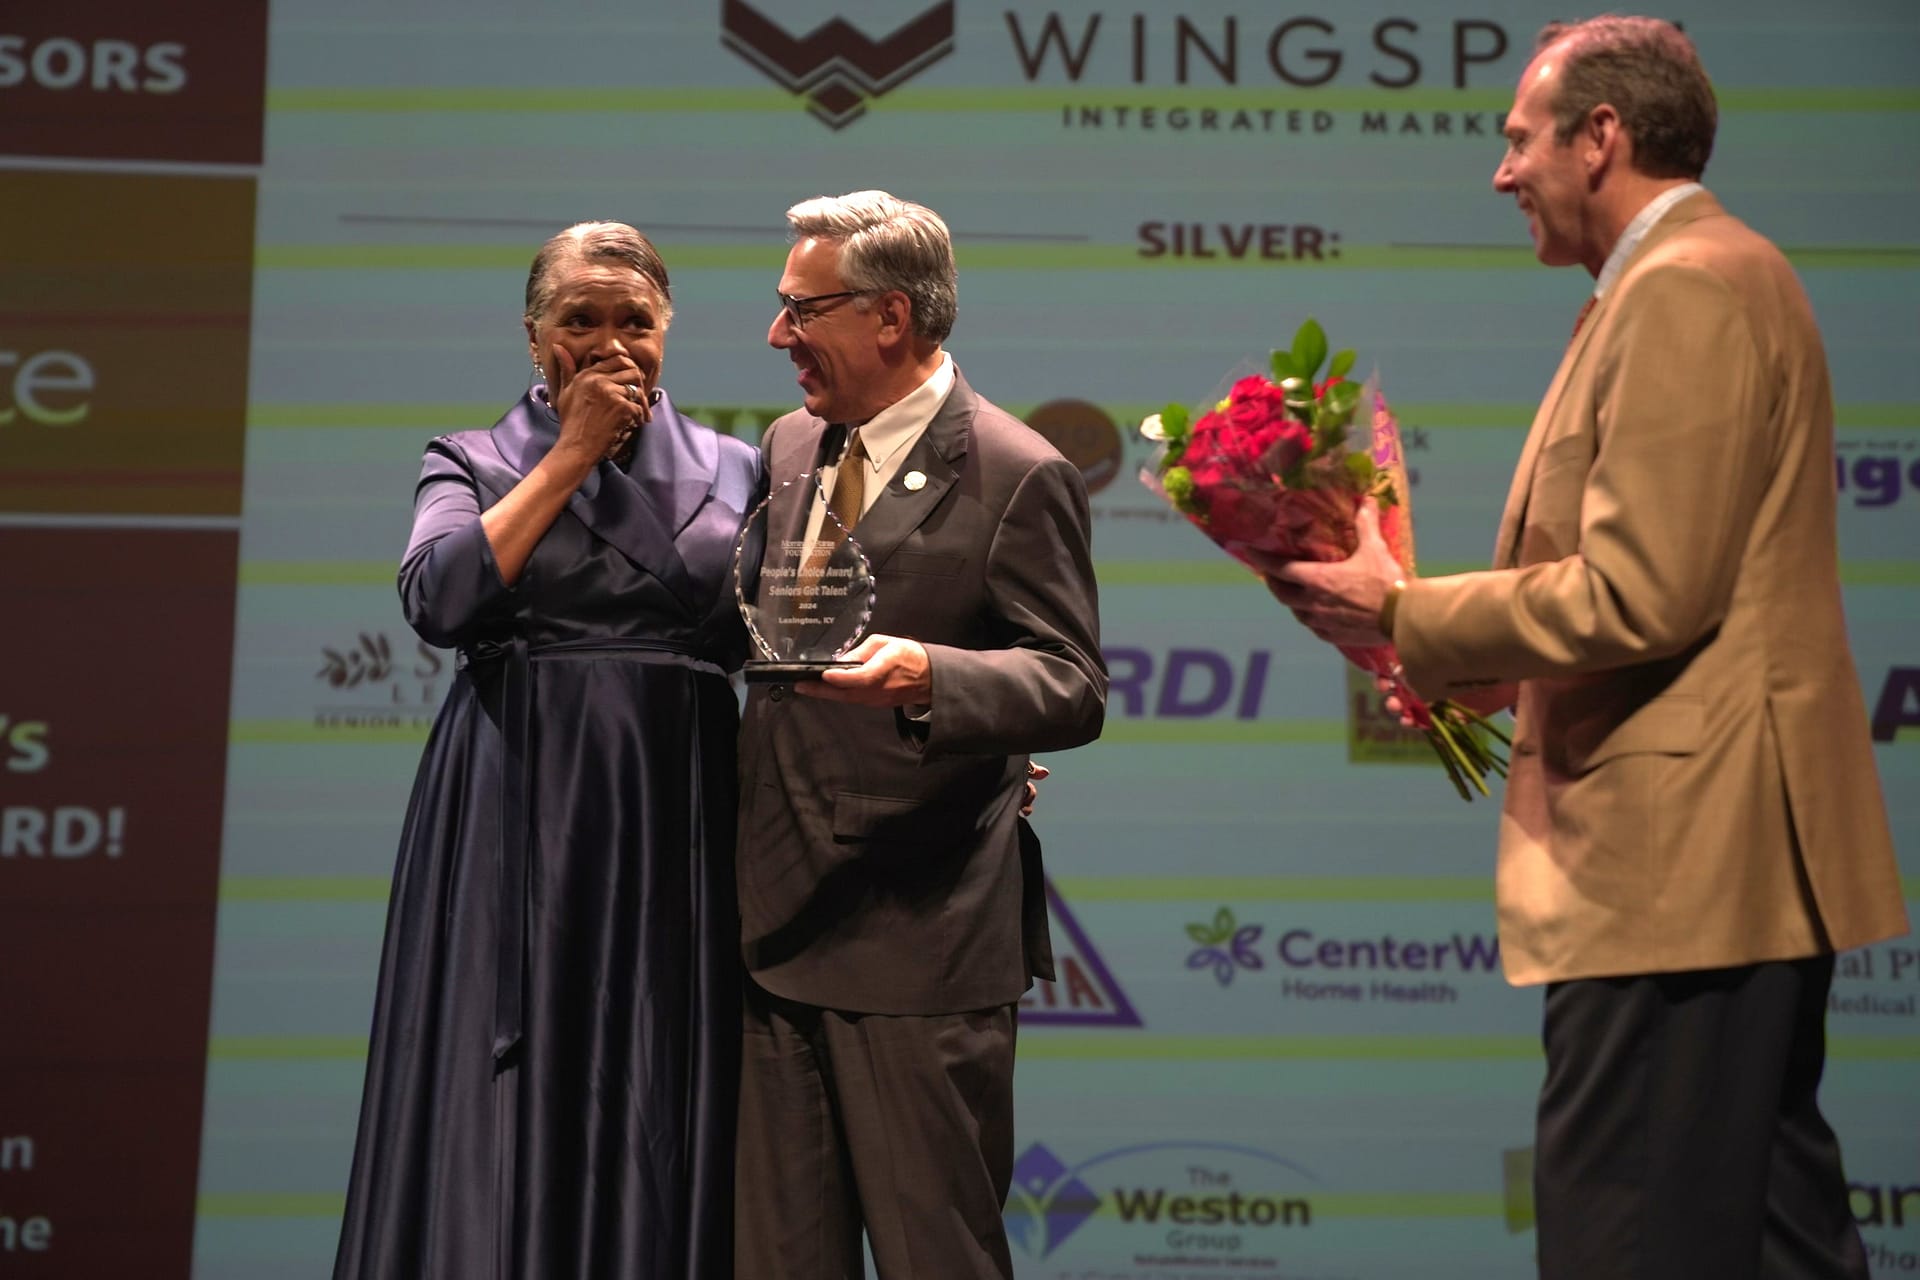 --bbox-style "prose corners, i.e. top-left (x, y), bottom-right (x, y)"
top-left (1396, 191), bottom-right (1907, 985)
